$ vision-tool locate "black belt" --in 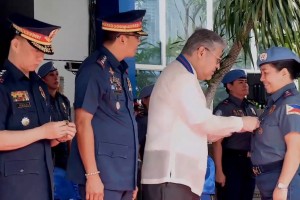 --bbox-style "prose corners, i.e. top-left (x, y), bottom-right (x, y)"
top-left (252, 160), bottom-right (283, 176)
top-left (223, 148), bottom-right (250, 157)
